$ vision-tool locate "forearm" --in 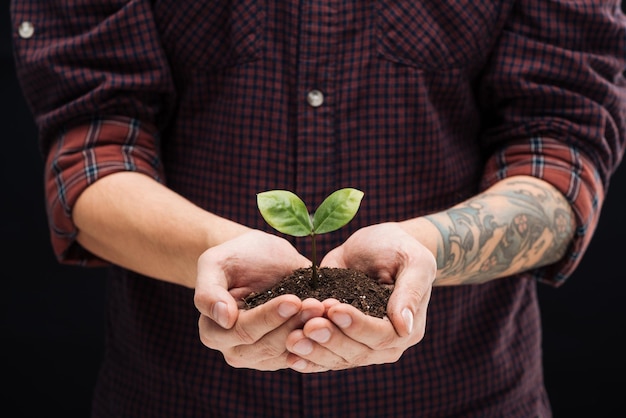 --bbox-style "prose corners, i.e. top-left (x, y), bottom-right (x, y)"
top-left (73, 171), bottom-right (251, 288)
top-left (401, 175), bottom-right (575, 286)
